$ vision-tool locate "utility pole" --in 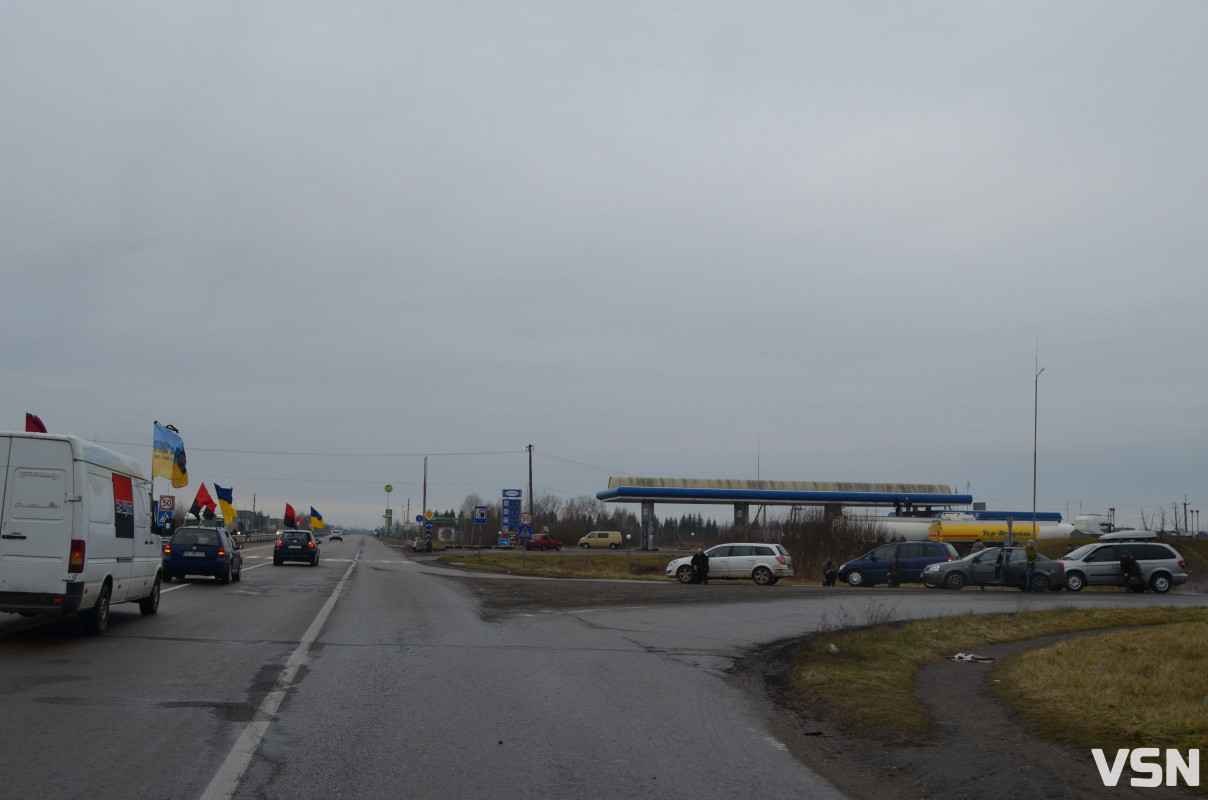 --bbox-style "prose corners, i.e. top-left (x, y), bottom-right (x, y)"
top-left (1184, 495), bottom-right (1190, 536)
top-left (527, 444), bottom-right (534, 518)
top-left (422, 456), bottom-right (428, 519)
top-left (1032, 352), bottom-right (1044, 539)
